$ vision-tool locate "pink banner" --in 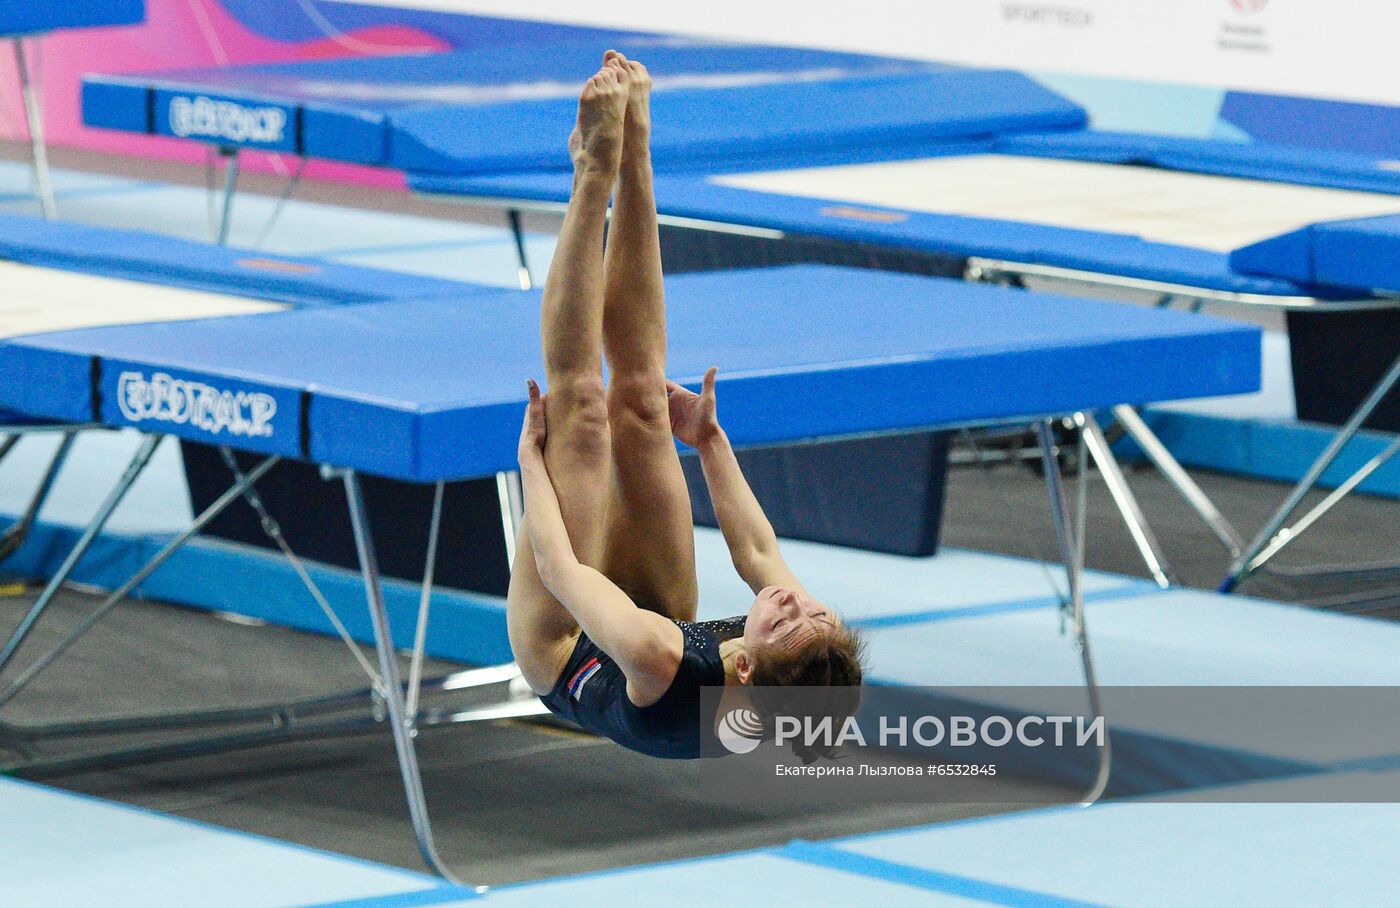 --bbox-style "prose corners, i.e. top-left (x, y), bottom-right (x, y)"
top-left (1, 0), bottom-right (452, 189)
